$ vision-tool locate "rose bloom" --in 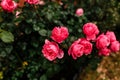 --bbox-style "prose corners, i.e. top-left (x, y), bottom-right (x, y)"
top-left (75, 8), bottom-right (84, 16)
top-left (0, 0), bottom-right (18, 12)
top-left (42, 39), bottom-right (64, 61)
top-left (83, 22), bottom-right (99, 41)
top-left (26, 0), bottom-right (39, 4)
top-left (68, 39), bottom-right (84, 60)
top-left (96, 33), bottom-right (110, 49)
top-left (80, 38), bottom-right (93, 55)
top-left (110, 41), bottom-right (120, 52)
top-left (98, 47), bottom-right (111, 56)
top-left (106, 31), bottom-right (116, 42)
top-left (51, 26), bottom-right (69, 43)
